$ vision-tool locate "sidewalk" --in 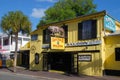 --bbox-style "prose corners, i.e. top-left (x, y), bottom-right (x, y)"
top-left (0, 67), bottom-right (120, 80)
